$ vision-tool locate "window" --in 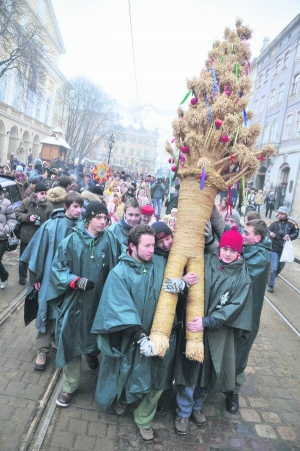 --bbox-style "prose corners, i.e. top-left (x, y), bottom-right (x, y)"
top-left (254, 100), bottom-right (259, 115)
top-left (44, 98), bottom-right (50, 124)
top-left (274, 58), bottom-right (281, 74)
top-left (269, 89), bottom-right (276, 107)
top-left (137, 149), bottom-right (141, 156)
top-left (35, 93), bottom-right (42, 120)
top-left (12, 77), bottom-right (22, 109)
top-left (130, 148), bottom-right (134, 156)
top-left (25, 90), bottom-right (35, 116)
top-left (291, 74), bottom-right (299, 96)
top-left (294, 111), bottom-right (300, 139)
top-left (282, 51), bottom-right (290, 69)
top-left (283, 114), bottom-right (293, 140)
top-left (278, 84), bottom-right (284, 102)
top-left (0, 74), bottom-right (7, 102)
top-left (296, 43), bottom-right (300, 59)
top-left (262, 123), bottom-right (270, 144)
top-left (264, 69), bottom-right (270, 84)
top-left (143, 149), bottom-right (147, 157)
top-left (121, 147), bottom-right (125, 155)
top-left (269, 120), bottom-right (278, 143)
top-left (256, 74), bottom-right (263, 89)
top-left (260, 96), bottom-right (265, 112)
